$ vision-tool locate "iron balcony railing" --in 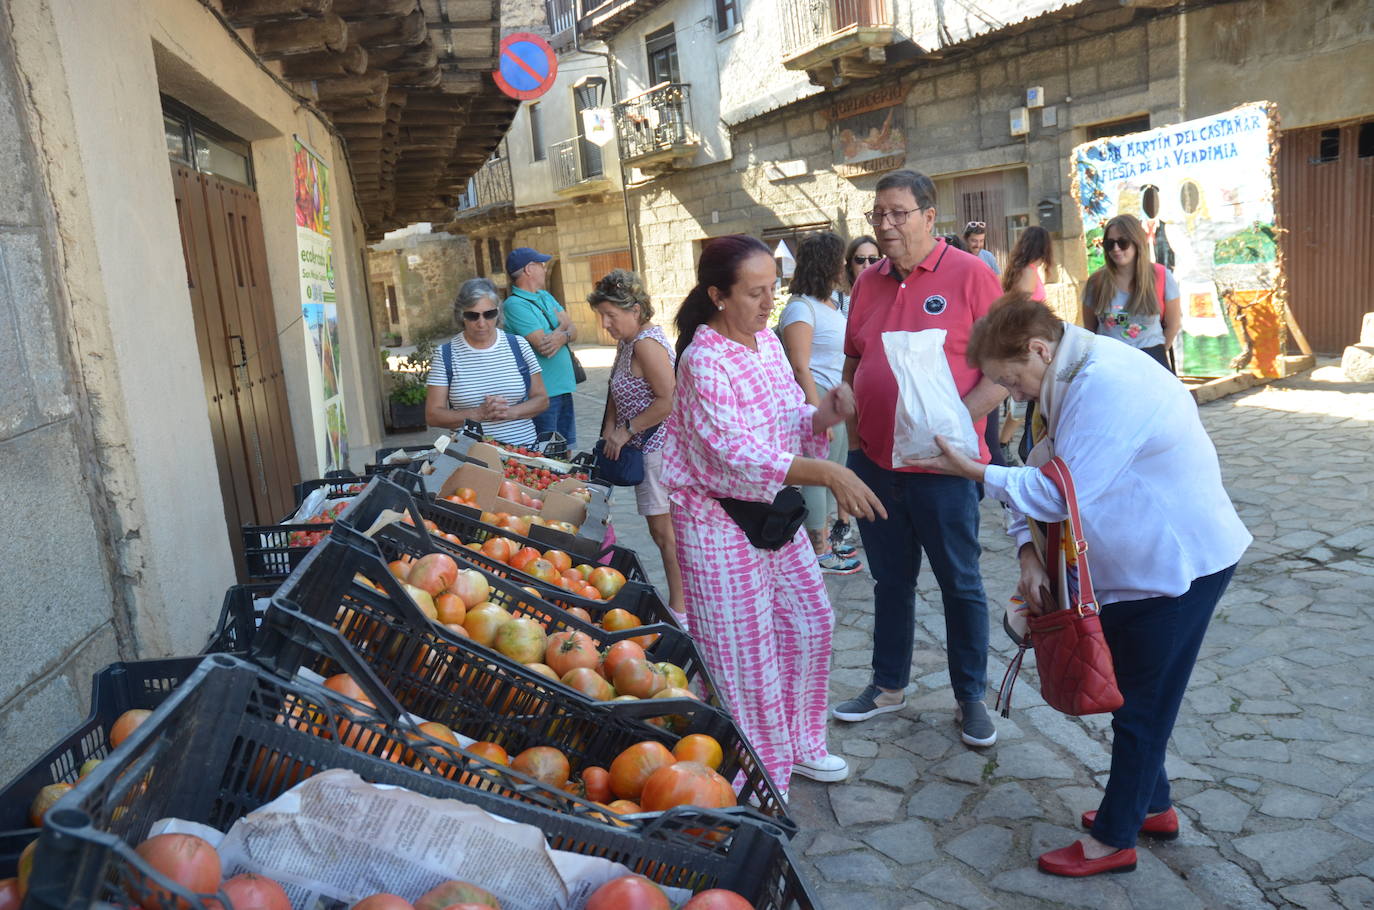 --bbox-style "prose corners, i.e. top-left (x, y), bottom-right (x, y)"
top-left (545, 0), bottom-right (577, 49)
top-left (612, 82), bottom-right (697, 163)
top-left (551, 137), bottom-right (606, 191)
top-left (782, 0), bottom-right (891, 57)
top-left (457, 153), bottom-right (513, 211)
